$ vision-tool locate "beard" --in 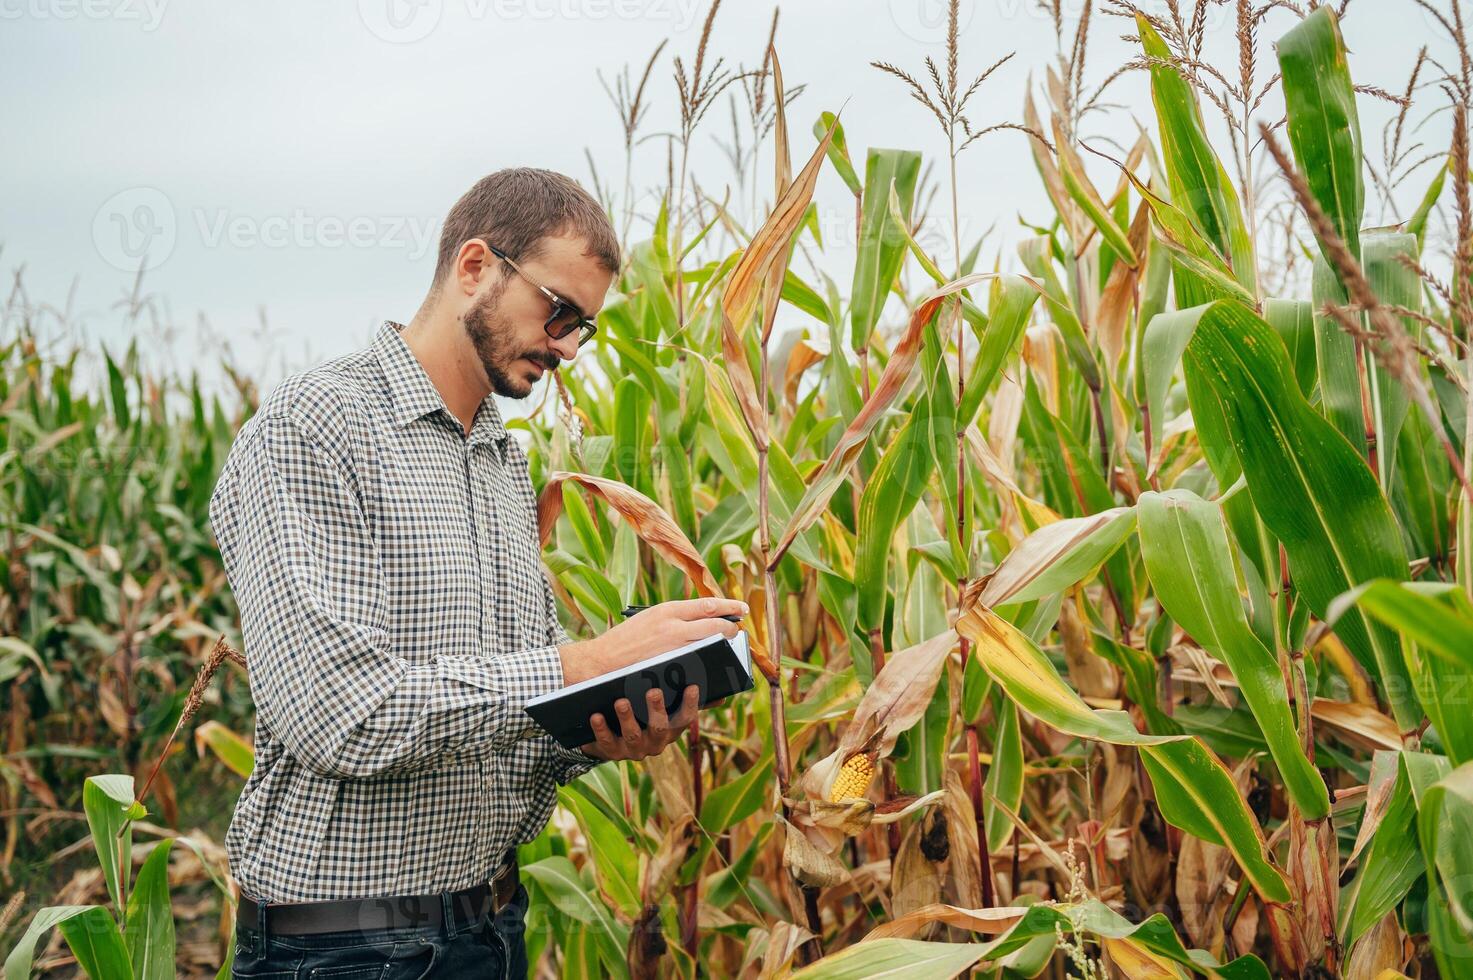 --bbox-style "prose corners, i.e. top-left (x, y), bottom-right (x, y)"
top-left (462, 280), bottom-right (561, 399)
